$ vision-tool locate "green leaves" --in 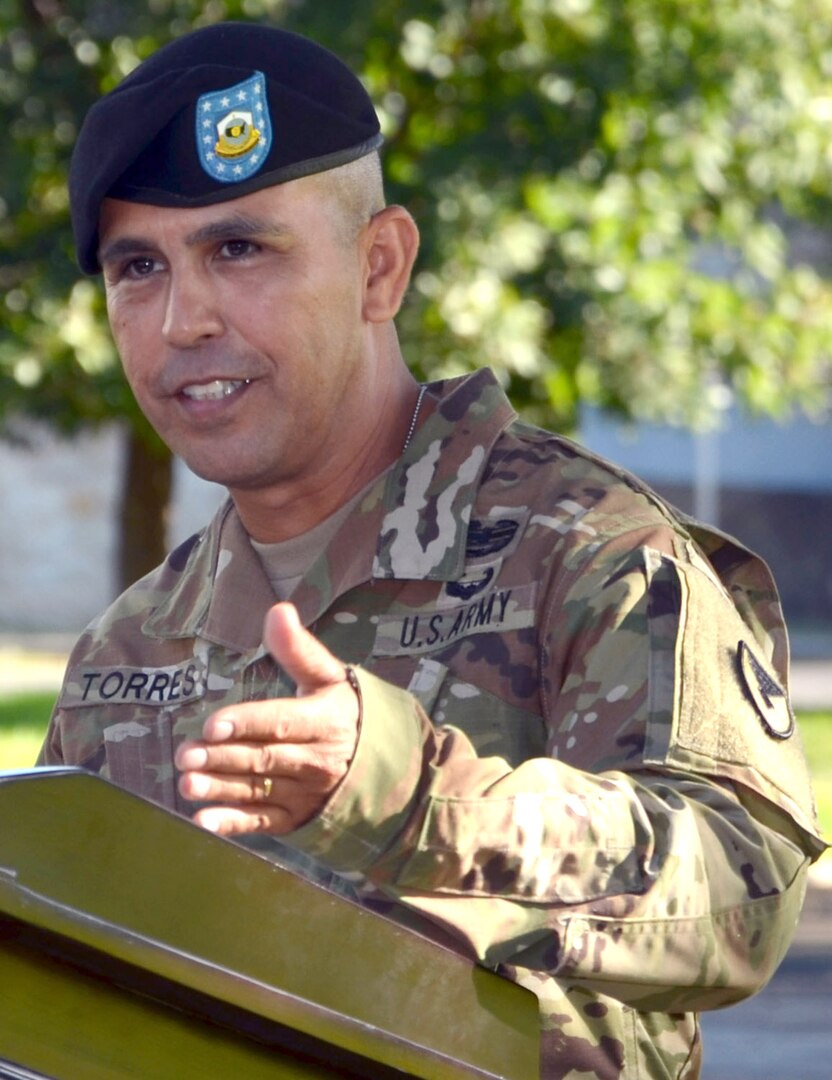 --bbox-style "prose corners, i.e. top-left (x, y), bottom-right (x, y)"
top-left (1, 0), bottom-right (830, 444)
